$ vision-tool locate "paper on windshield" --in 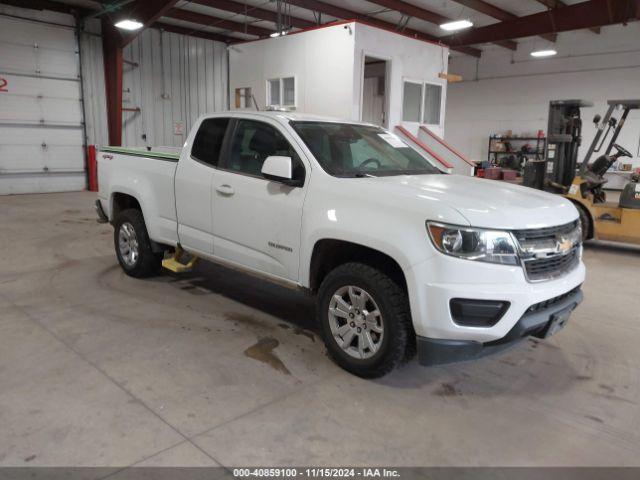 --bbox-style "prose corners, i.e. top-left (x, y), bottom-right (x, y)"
top-left (378, 133), bottom-right (406, 148)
